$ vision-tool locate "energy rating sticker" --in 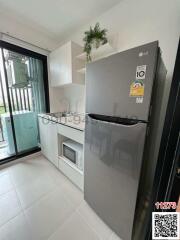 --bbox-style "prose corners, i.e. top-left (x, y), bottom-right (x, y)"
top-left (136, 65), bottom-right (147, 79)
top-left (129, 80), bottom-right (145, 97)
